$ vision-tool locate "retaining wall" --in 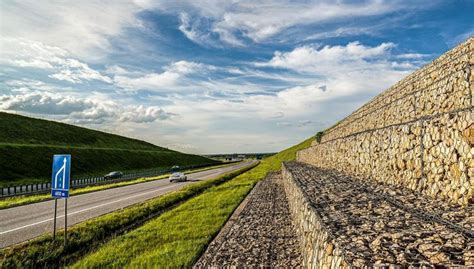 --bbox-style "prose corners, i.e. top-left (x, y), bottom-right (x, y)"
top-left (281, 165), bottom-right (350, 269)
top-left (298, 37), bottom-right (473, 206)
